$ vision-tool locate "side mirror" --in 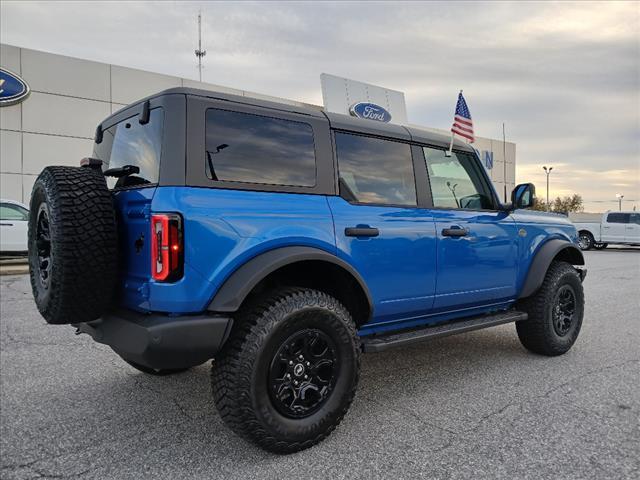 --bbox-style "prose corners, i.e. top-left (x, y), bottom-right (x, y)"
top-left (511, 183), bottom-right (536, 209)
